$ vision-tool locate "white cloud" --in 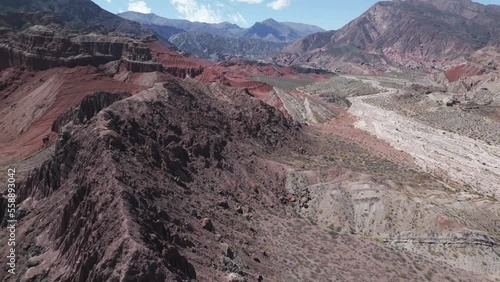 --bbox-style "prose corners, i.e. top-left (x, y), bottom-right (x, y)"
top-left (231, 12), bottom-right (247, 24)
top-left (267, 0), bottom-right (290, 10)
top-left (105, 0), bottom-right (111, 3)
top-left (232, 0), bottom-right (264, 3)
top-left (170, 0), bottom-right (223, 23)
top-left (128, 1), bottom-right (152, 13)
